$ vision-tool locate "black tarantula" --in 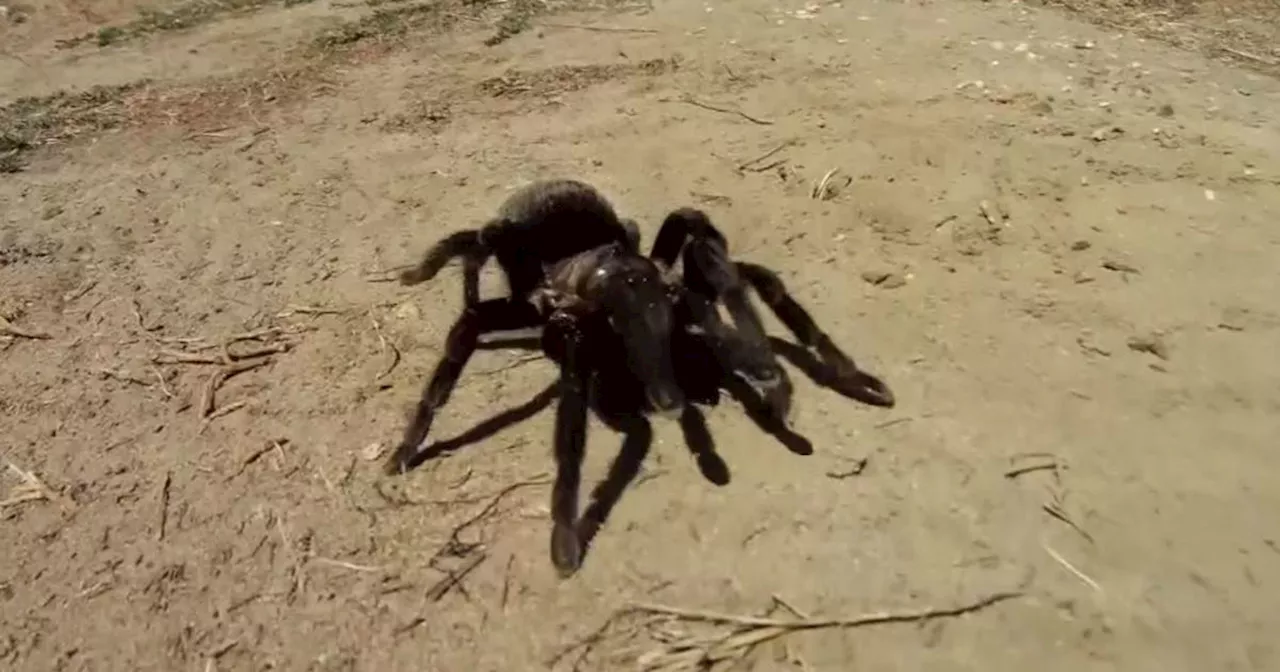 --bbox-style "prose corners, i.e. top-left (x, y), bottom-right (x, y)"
top-left (385, 179), bottom-right (893, 576)
top-left (385, 179), bottom-right (686, 477)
